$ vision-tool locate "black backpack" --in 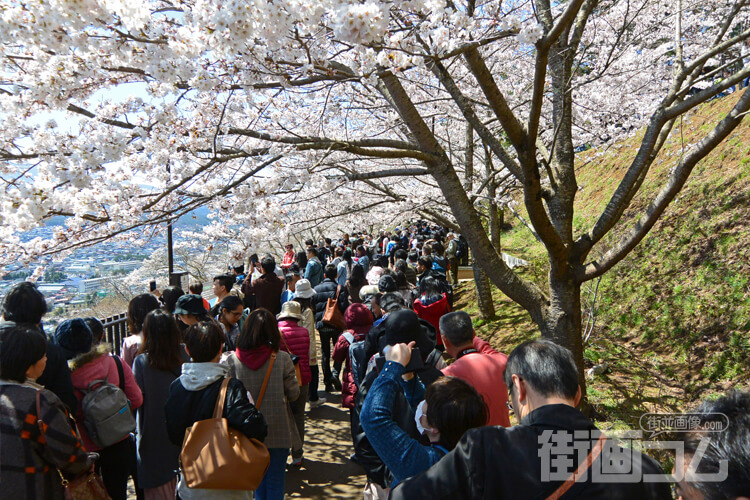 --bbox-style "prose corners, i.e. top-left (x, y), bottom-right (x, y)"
top-left (455, 239), bottom-right (468, 259)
